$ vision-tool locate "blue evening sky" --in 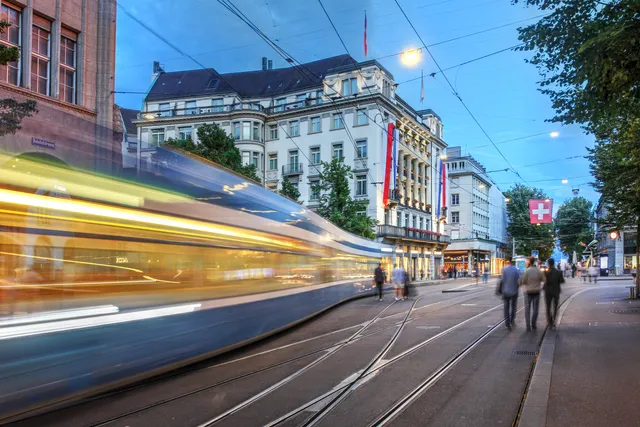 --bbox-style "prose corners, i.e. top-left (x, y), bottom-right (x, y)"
top-left (114, 0), bottom-right (597, 209)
